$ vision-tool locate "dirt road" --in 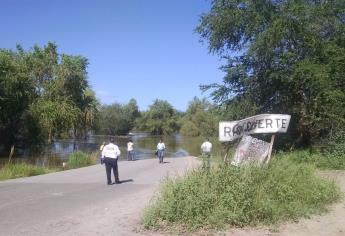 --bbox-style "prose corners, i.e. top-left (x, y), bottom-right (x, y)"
top-left (1, 157), bottom-right (344, 236)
